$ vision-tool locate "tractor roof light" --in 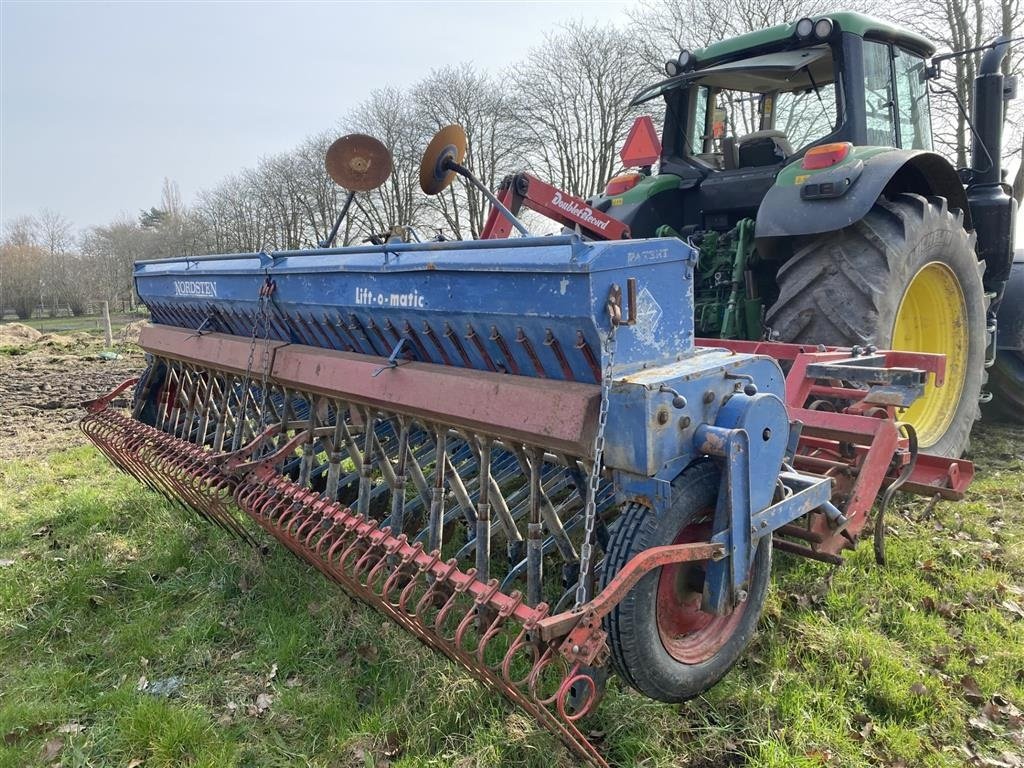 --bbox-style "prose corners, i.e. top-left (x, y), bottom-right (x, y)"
top-left (665, 59), bottom-right (681, 77)
top-left (813, 18), bottom-right (834, 39)
top-left (677, 49), bottom-right (694, 71)
top-left (795, 17), bottom-right (814, 39)
top-left (801, 141), bottom-right (852, 170)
